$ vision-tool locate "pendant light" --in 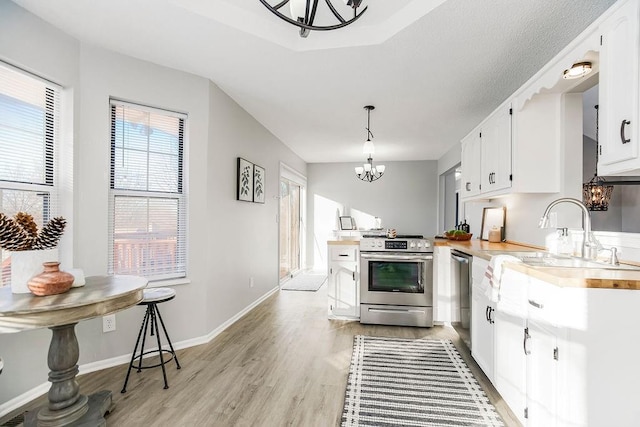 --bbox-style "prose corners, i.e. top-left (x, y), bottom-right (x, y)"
top-left (583, 104), bottom-right (613, 211)
top-left (355, 106), bottom-right (385, 182)
top-left (259, 0), bottom-right (367, 38)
